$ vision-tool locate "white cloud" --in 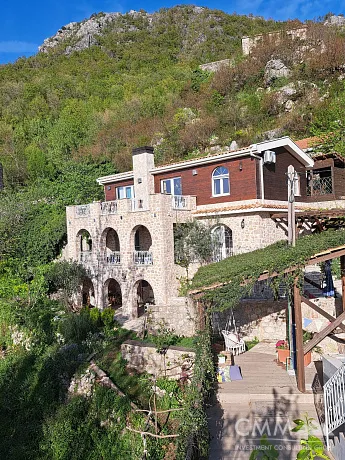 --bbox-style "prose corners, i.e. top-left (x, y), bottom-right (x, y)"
top-left (0, 41), bottom-right (38, 53)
